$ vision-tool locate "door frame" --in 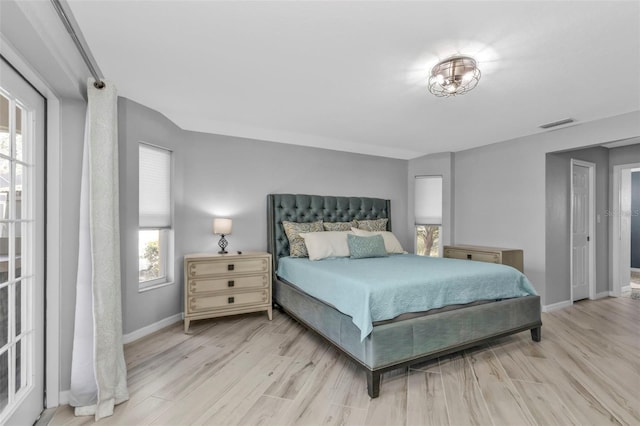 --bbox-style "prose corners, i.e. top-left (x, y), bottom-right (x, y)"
top-left (570, 159), bottom-right (596, 302)
top-left (0, 53), bottom-right (47, 424)
top-left (611, 162), bottom-right (640, 297)
top-left (1, 39), bottom-right (62, 408)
